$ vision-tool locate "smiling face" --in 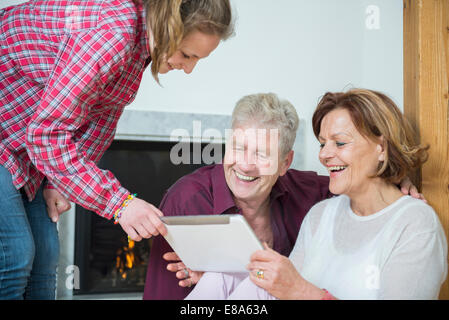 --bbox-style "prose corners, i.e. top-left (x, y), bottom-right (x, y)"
top-left (223, 122), bottom-right (293, 205)
top-left (158, 30), bottom-right (221, 74)
top-left (318, 108), bottom-right (385, 197)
